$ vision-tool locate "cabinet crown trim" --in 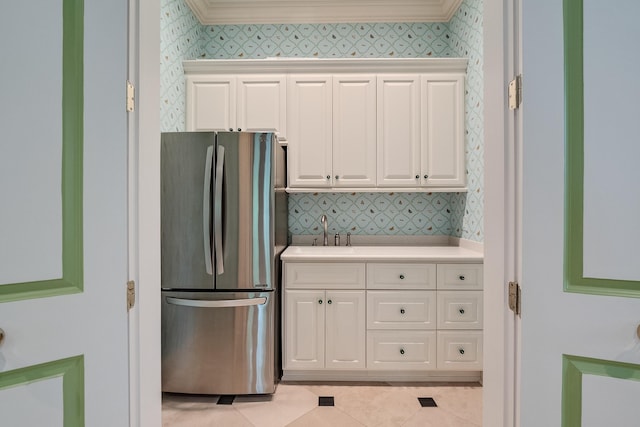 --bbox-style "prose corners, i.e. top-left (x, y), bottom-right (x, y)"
top-left (183, 58), bottom-right (468, 75)
top-left (184, 0), bottom-right (463, 25)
